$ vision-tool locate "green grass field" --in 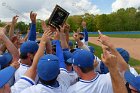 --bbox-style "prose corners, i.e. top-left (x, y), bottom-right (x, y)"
top-left (88, 42), bottom-right (140, 74)
top-left (88, 34), bottom-right (140, 38)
